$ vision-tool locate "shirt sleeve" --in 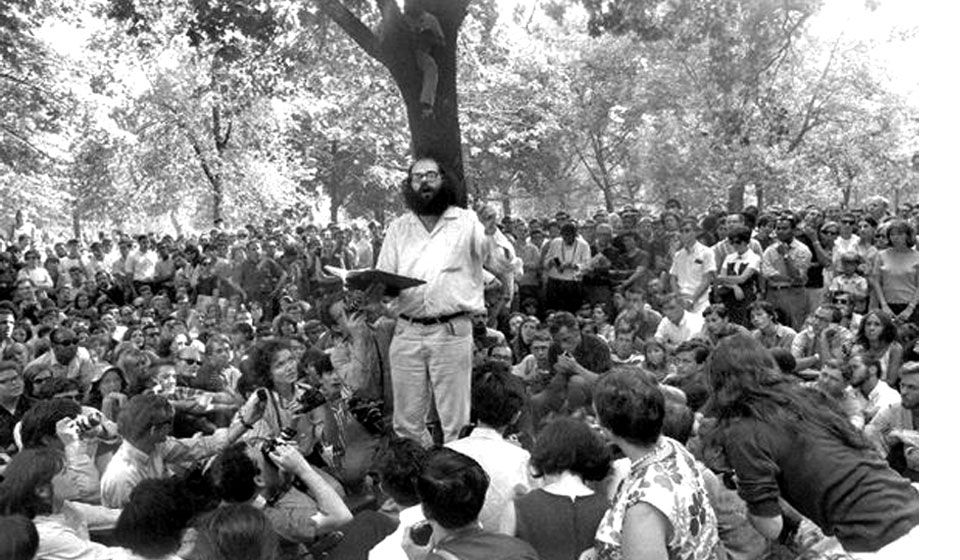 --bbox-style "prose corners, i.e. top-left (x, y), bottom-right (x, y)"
top-left (703, 246), bottom-right (717, 274)
top-left (63, 442), bottom-right (101, 504)
top-left (723, 421), bottom-right (783, 517)
top-left (761, 247), bottom-right (779, 279)
top-left (161, 428), bottom-right (231, 466)
top-left (375, 223), bottom-right (399, 274)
